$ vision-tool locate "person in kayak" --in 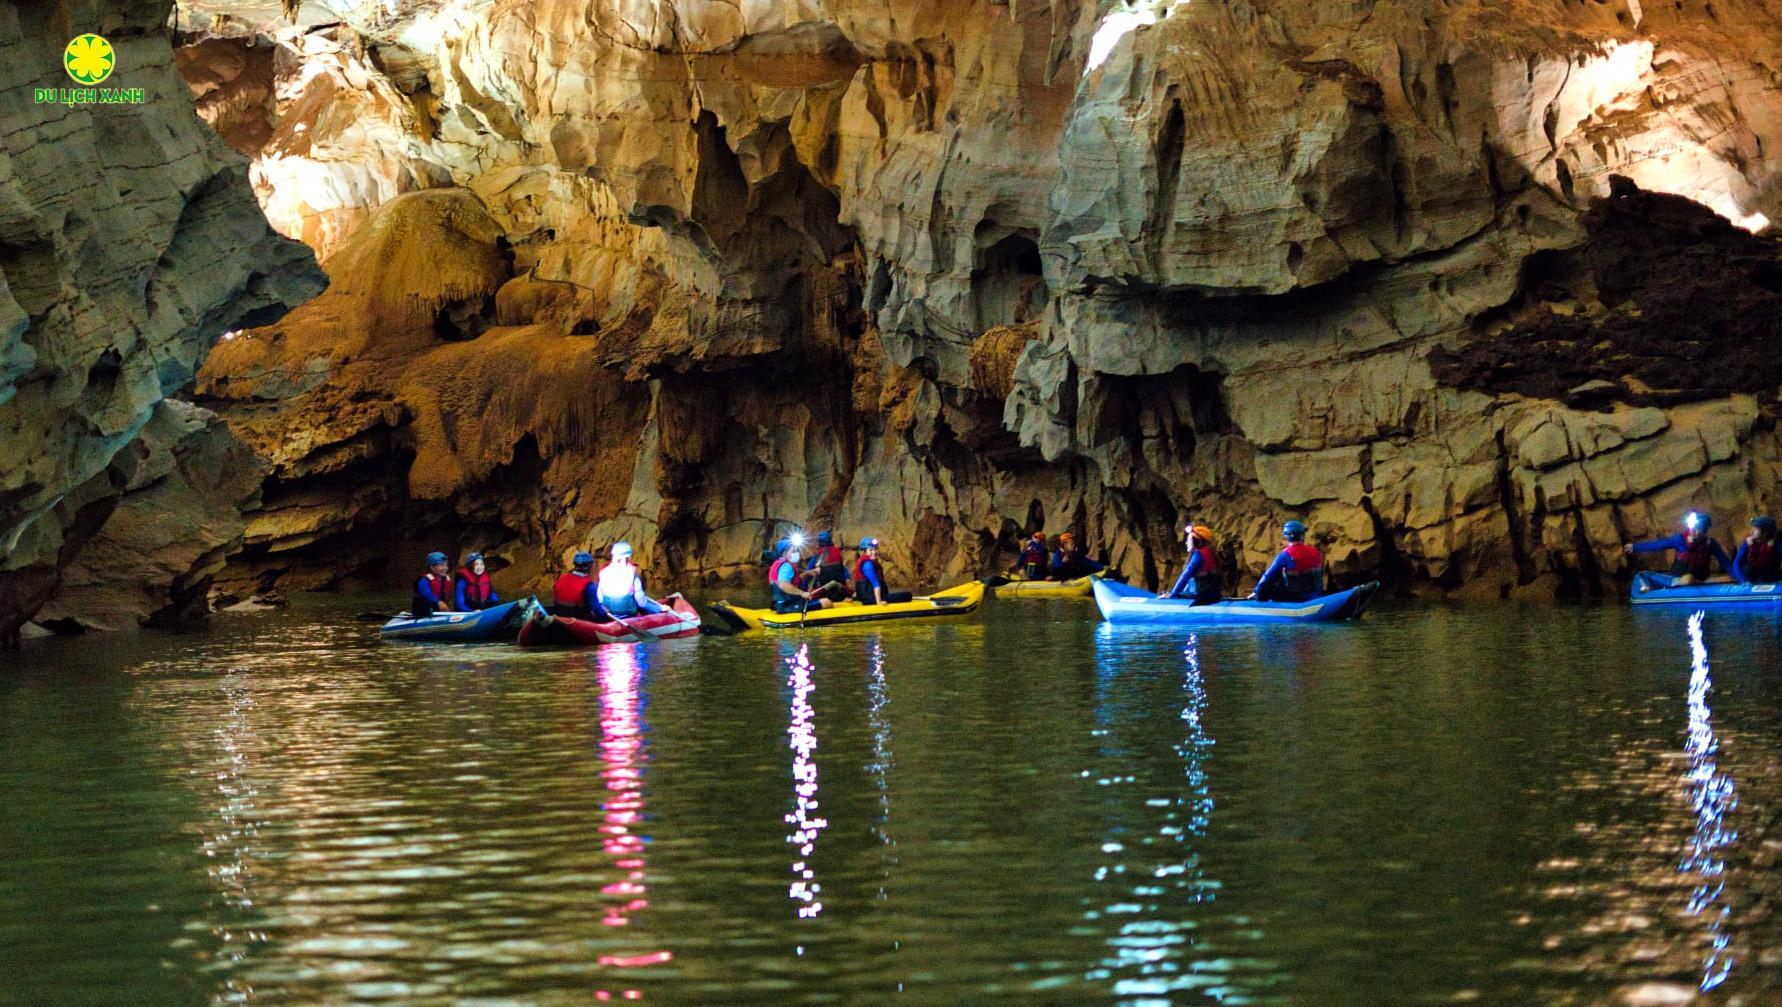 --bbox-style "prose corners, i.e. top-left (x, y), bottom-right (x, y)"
top-left (771, 537), bottom-right (832, 614)
top-left (1050, 532), bottom-right (1105, 580)
top-left (1167, 524), bottom-right (1223, 604)
top-left (806, 530), bottom-right (852, 601)
top-left (1734, 515), bottom-right (1780, 584)
top-left (412, 551), bottom-right (455, 617)
top-left (1251, 520), bottom-right (1325, 602)
top-left (598, 542), bottom-right (666, 618)
top-left (855, 537), bottom-right (914, 605)
top-left (1624, 511), bottom-right (1733, 584)
top-left (1013, 531), bottom-right (1050, 580)
top-left (454, 552), bottom-right (500, 611)
top-left (551, 551), bottom-right (609, 620)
